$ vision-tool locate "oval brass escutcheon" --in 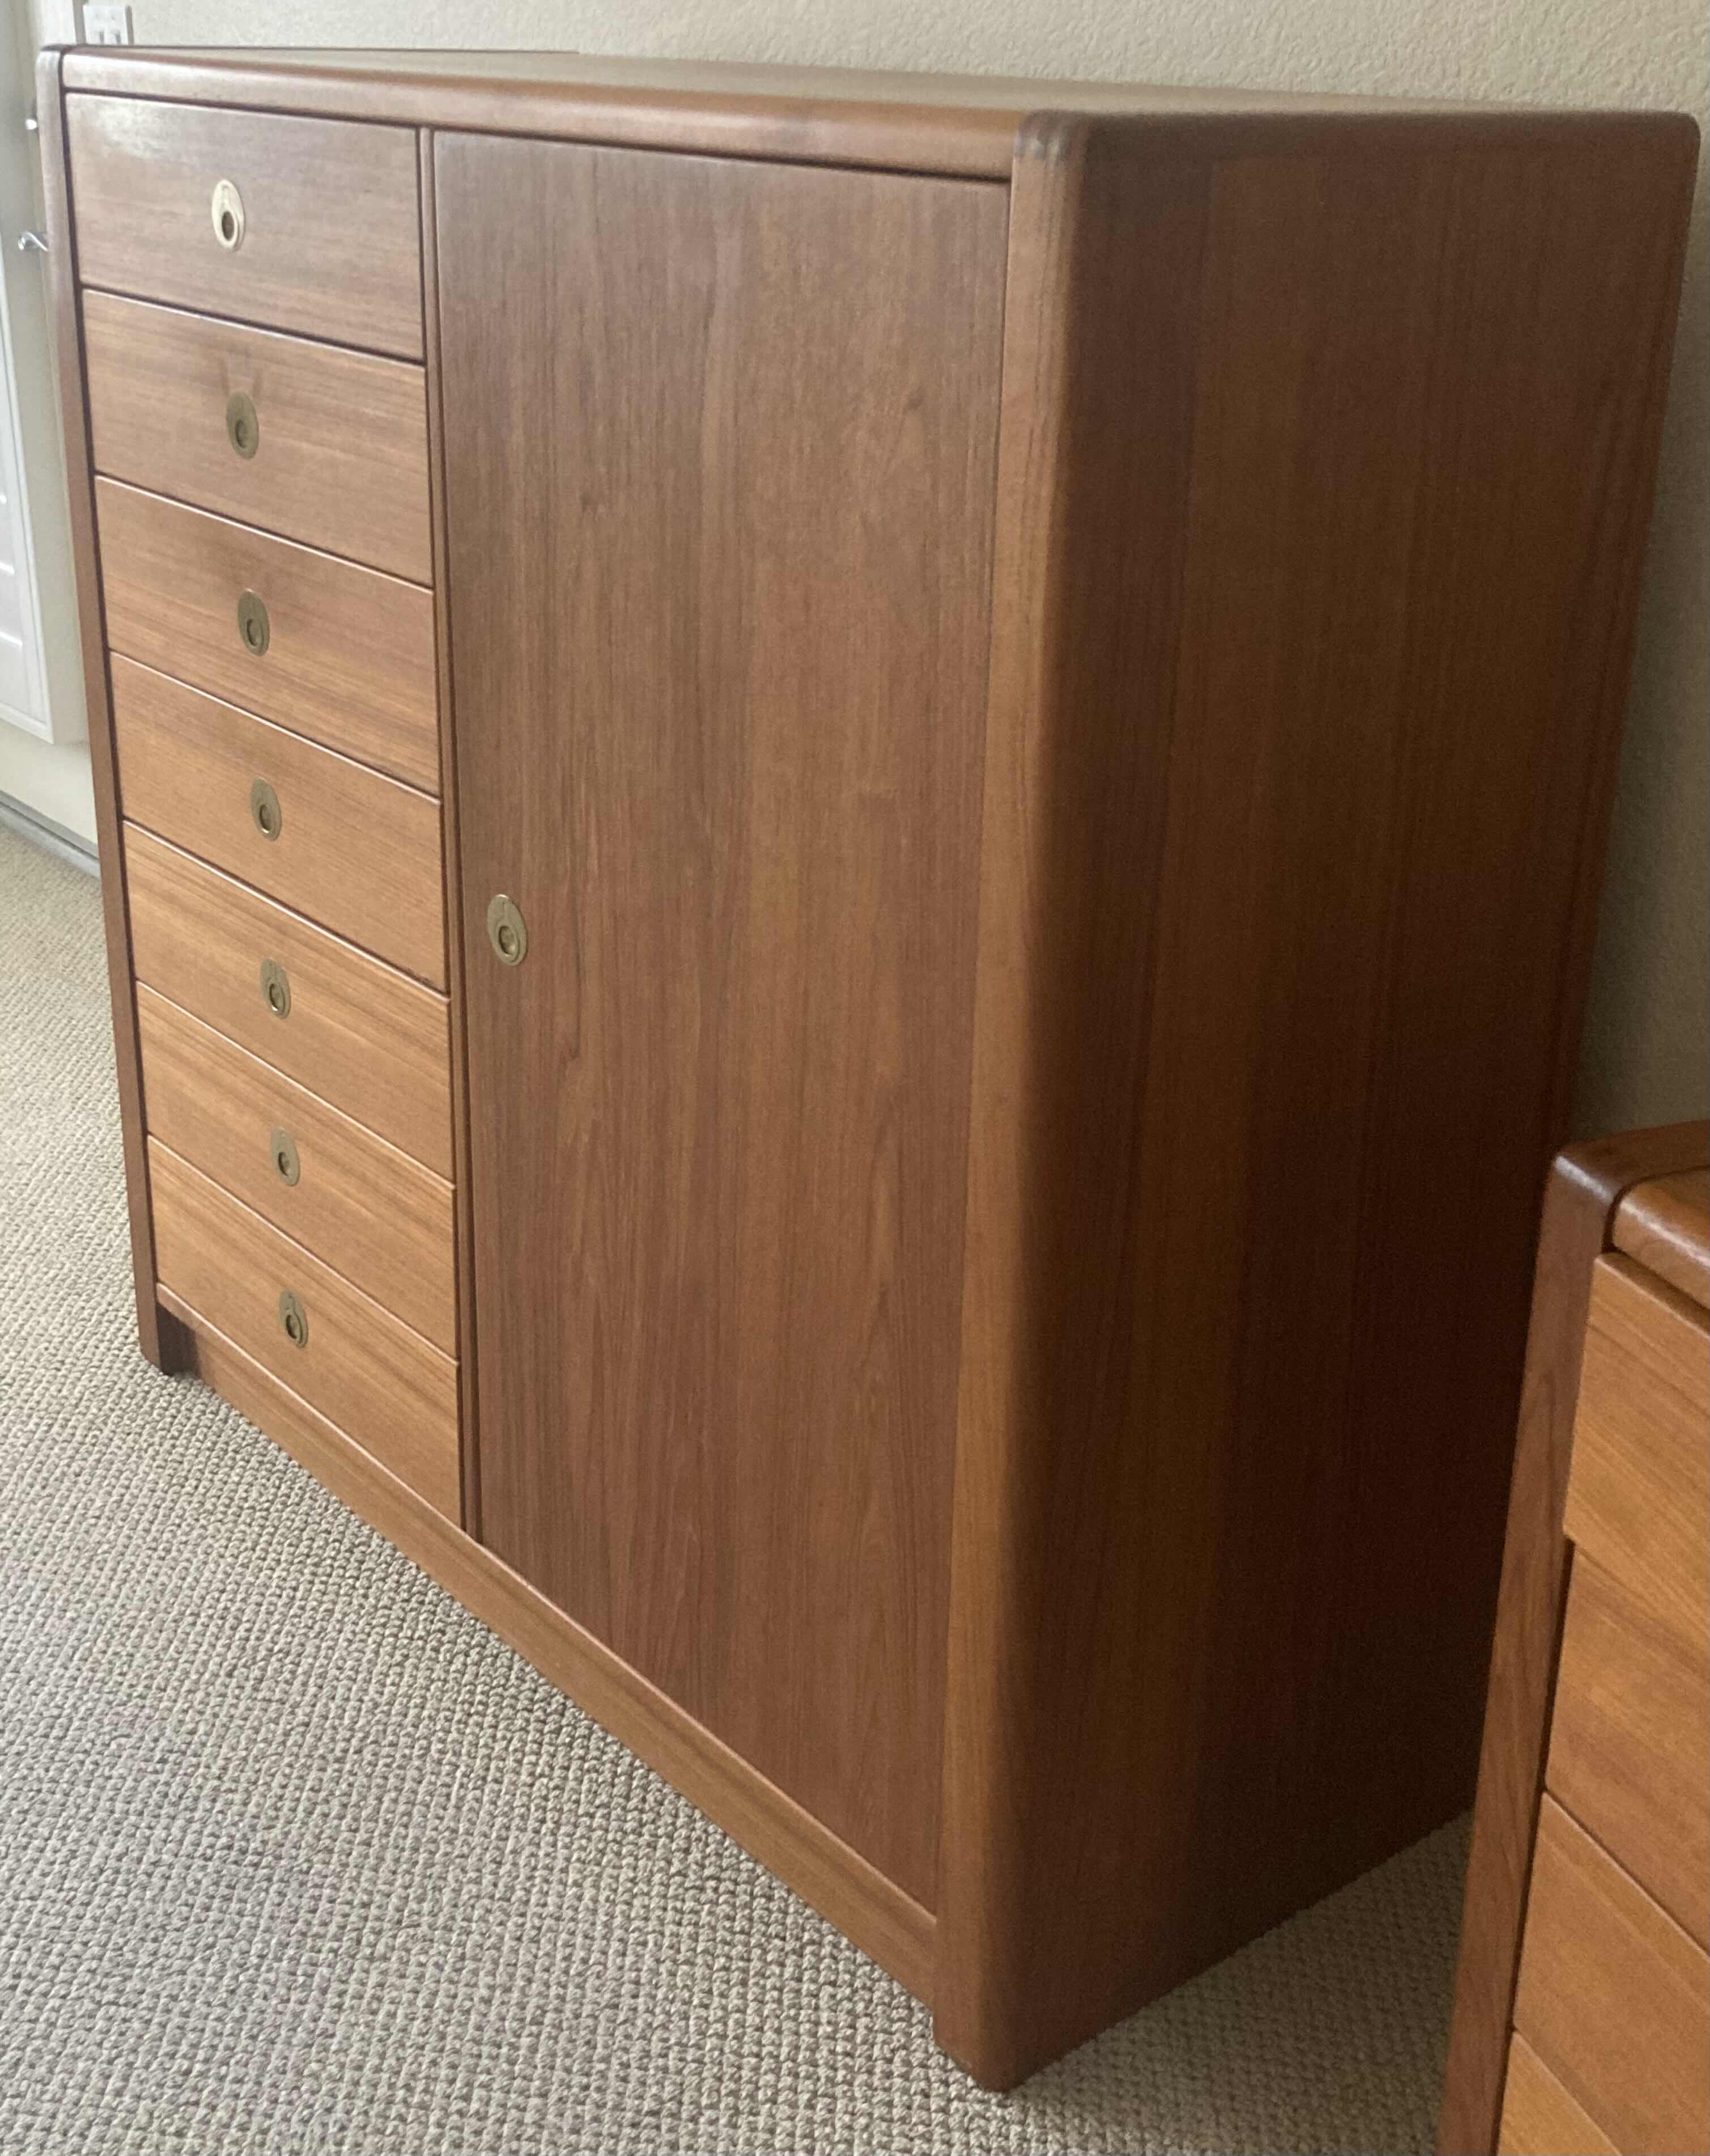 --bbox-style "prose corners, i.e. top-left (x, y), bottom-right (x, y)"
top-left (237, 590), bottom-right (270, 657)
top-left (487, 892), bottom-right (527, 966)
top-left (226, 390), bottom-right (260, 459)
top-left (211, 177), bottom-right (245, 251)
top-left (260, 958), bottom-right (291, 1019)
top-left (250, 777), bottom-right (282, 841)
top-left (278, 1289), bottom-right (308, 1349)
top-left (270, 1127), bottom-right (300, 1187)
